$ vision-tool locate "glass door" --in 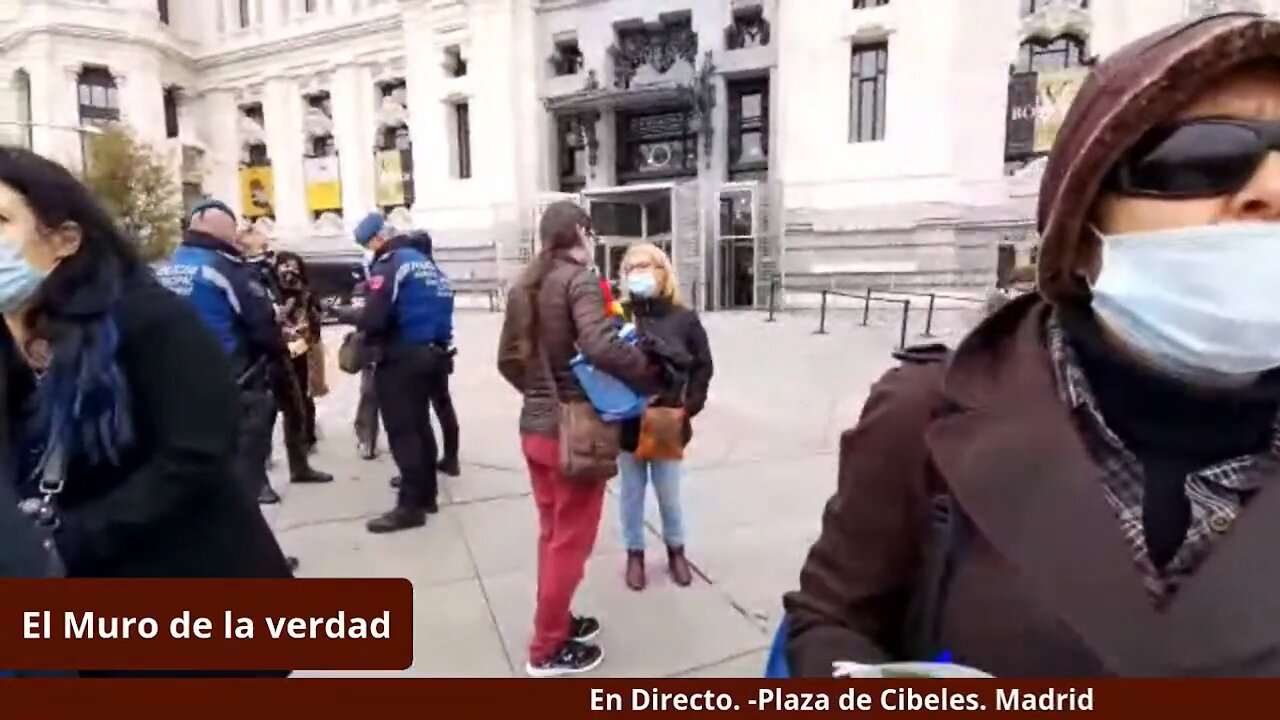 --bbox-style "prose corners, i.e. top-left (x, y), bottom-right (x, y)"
top-left (717, 186), bottom-right (757, 309)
